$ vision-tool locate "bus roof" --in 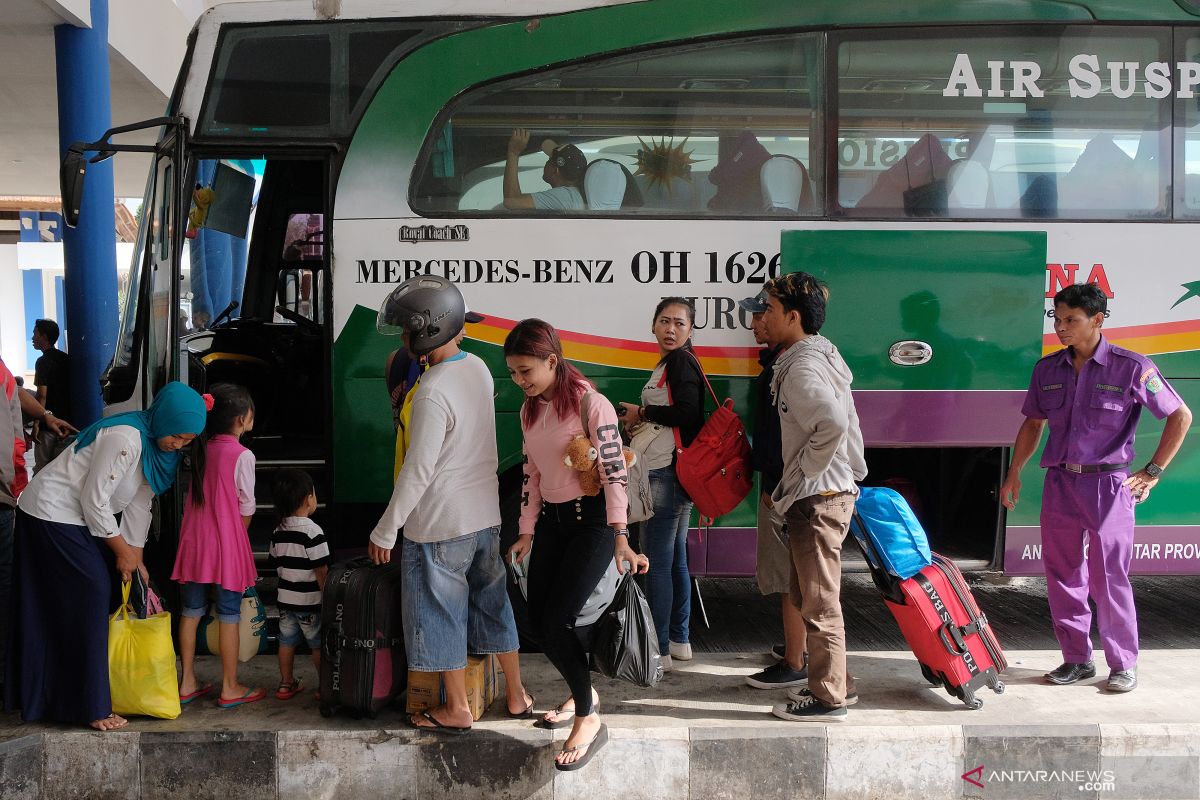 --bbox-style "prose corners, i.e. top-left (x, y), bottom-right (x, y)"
top-left (180, 0), bottom-right (1199, 137)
